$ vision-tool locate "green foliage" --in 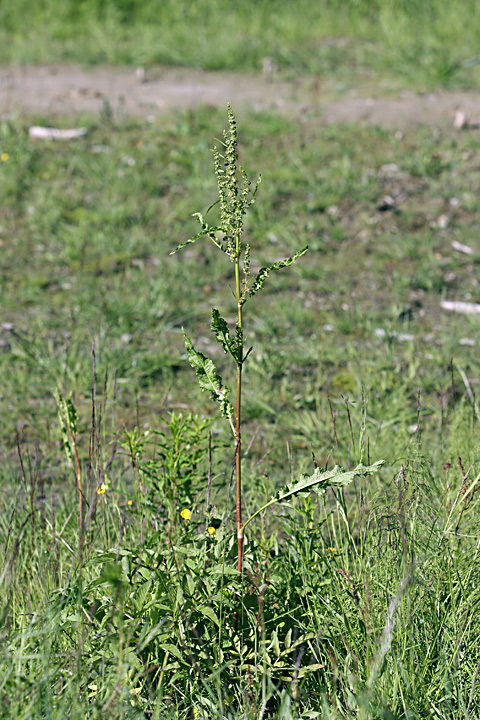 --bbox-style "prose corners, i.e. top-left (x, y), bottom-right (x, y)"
top-left (183, 330), bottom-right (234, 423)
top-left (120, 411), bottom-right (211, 507)
top-left (1, 418), bottom-right (479, 718)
